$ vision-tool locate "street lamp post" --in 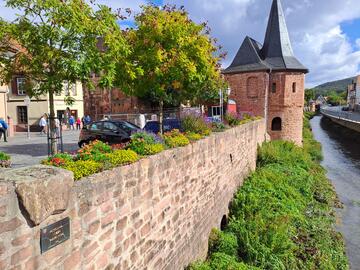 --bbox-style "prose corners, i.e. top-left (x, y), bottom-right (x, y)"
top-left (24, 96), bottom-right (31, 139)
top-left (219, 87), bottom-right (232, 122)
top-left (219, 89), bottom-right (223, 122)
